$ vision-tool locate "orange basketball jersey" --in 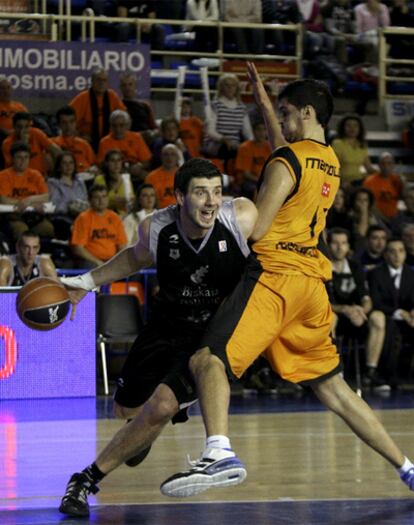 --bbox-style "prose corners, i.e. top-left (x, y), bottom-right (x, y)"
top-left (253, 140), bottom-right (340, 281)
